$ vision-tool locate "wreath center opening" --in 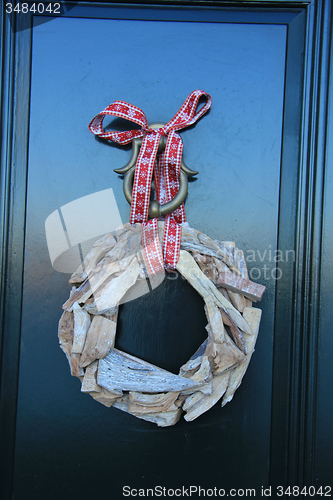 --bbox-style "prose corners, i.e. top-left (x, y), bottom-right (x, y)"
top-left (115, 270), bottom-right (208, 374)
